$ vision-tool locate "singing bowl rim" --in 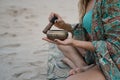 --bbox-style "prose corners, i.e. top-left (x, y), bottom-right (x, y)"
top-left (47, 30), bottom-right (68, 32)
